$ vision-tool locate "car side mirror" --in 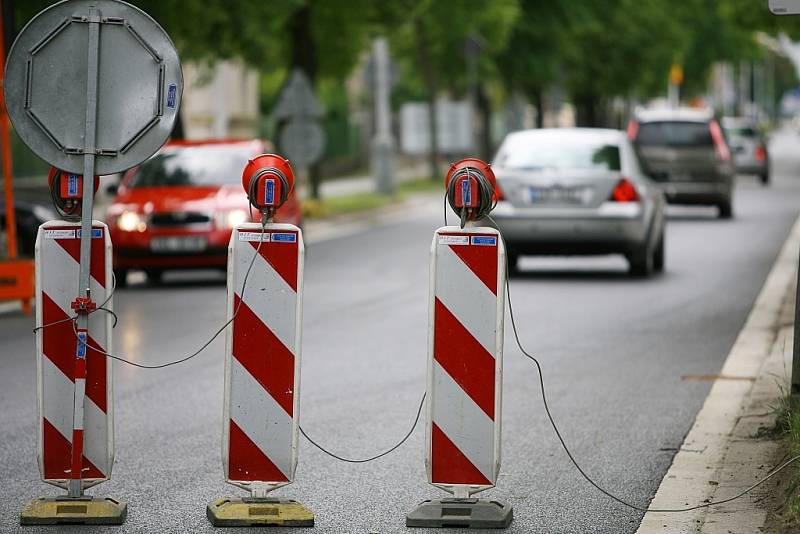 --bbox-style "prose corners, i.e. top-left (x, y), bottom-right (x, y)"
top-left (770, 0), bottom-right (800, 13)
